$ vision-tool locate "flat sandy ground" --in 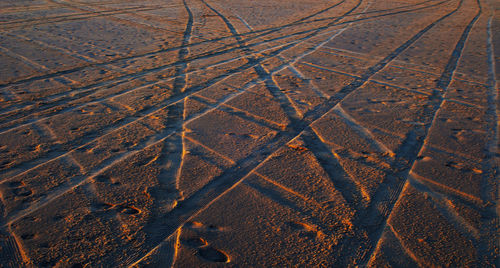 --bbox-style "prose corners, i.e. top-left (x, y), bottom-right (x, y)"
top-left (0, 0), bottom-right (498, 266)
